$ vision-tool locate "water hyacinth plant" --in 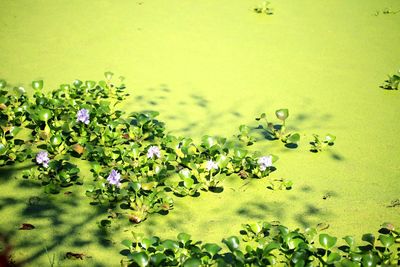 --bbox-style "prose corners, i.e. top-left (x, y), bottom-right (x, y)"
top-left (382, 70), bottom-right (400, 90)
top-left (256, 109), bottom-right (301, 146)
top-left (121, 221), bottom-right (400, 266)
top-left (1, 73), bottom-right (284, 227)
top-left (254, 0), bottom-right (274, 15)
top-left (310, 133), bottom-right (336, 152)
